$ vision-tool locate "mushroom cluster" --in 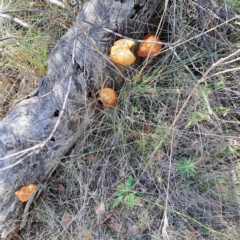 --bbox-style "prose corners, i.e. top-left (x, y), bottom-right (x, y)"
top-left (110, 34), bottom-right (162, 66)
top-left (104, 34), bottom-right (162, 108)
